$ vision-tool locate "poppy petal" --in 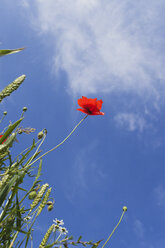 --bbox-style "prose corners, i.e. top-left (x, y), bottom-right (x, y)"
top-left (77, 96), bottom-right (104, 116)
top-left (77, 108), bottom-right (89, 114)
